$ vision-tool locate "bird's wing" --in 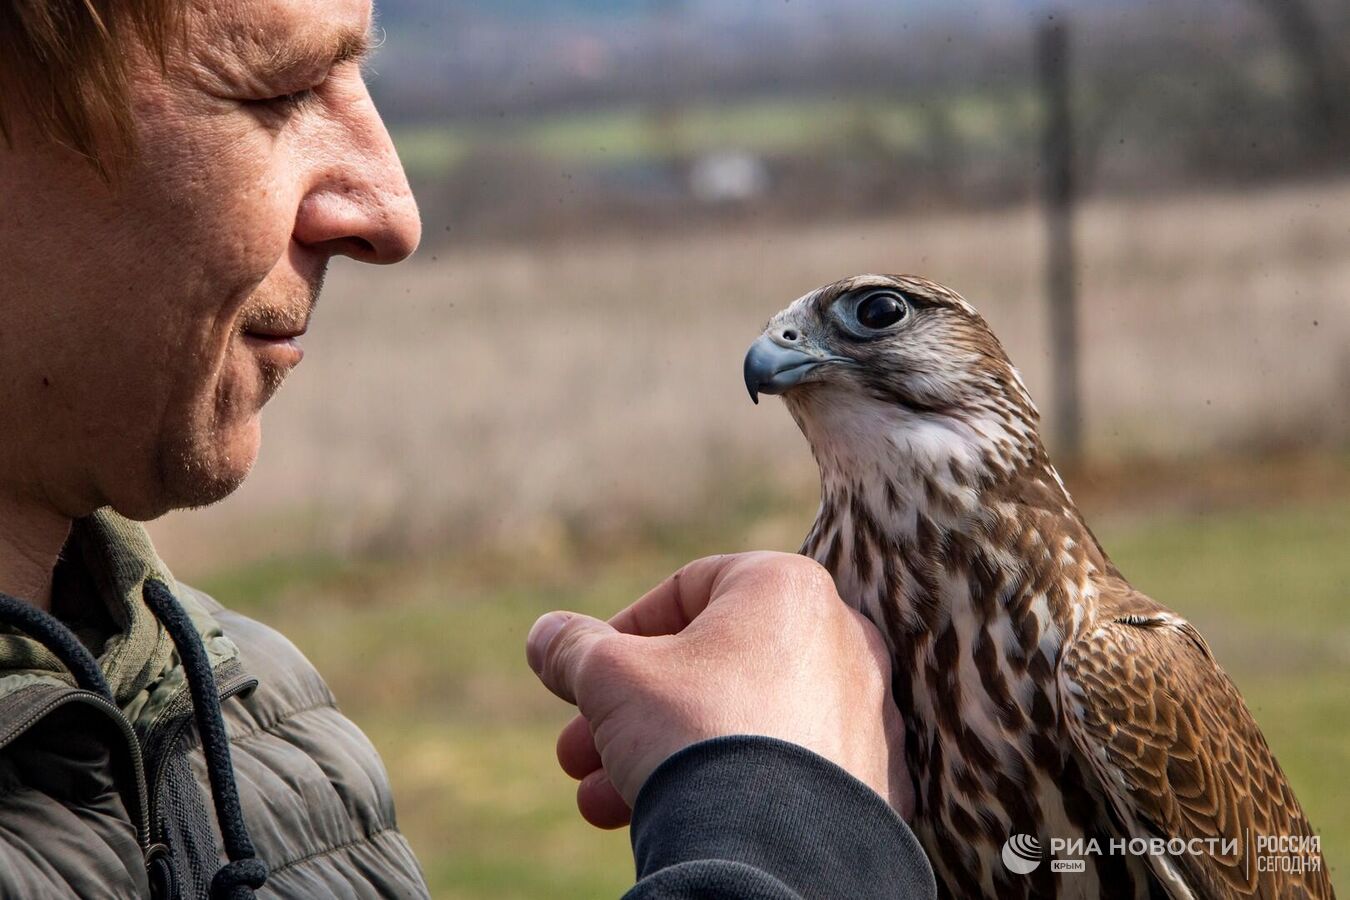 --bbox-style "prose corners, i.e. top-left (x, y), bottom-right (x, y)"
top-left (1057, 592), bottom-right (1332, 900)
